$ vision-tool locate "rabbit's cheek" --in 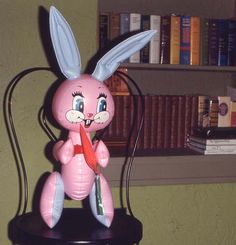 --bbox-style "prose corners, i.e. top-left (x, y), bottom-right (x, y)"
top-left (94, 111), bottom-right (109, 124)
top-left (66, 110), bottom-right (84, 123)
